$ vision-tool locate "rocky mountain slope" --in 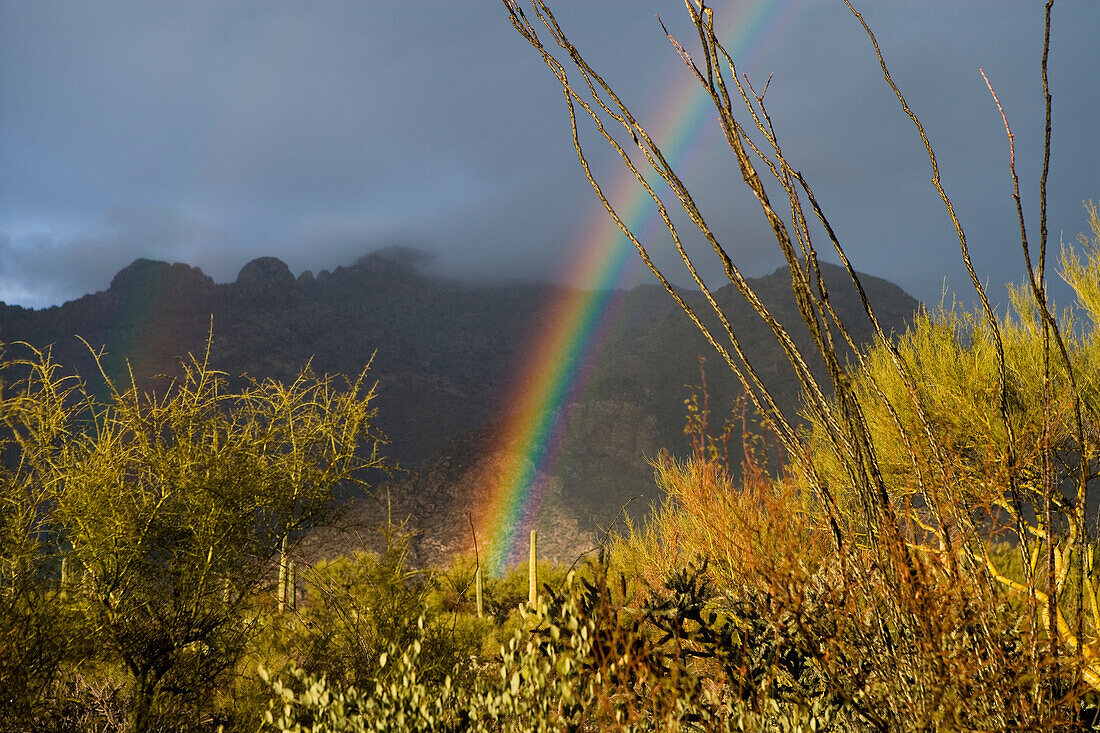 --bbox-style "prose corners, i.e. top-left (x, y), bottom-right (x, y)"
top-left (0, 251), bottom-right (920, 566)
